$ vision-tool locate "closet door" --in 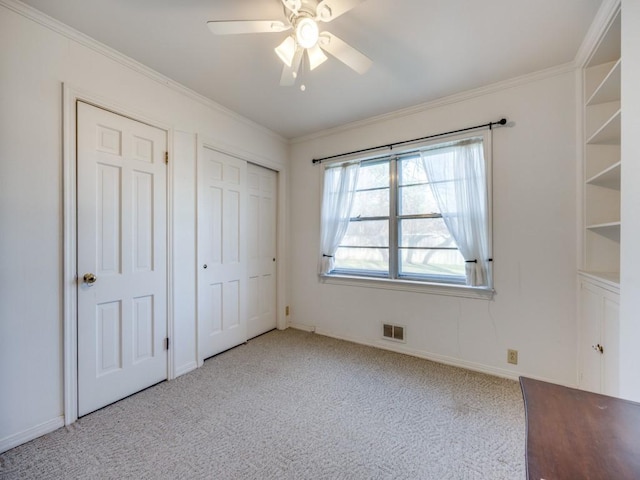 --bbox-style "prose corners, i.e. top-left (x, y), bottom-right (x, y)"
top-left (197, 146), bottom-right (247, 360)
top-left (77, 102), bottom-right (168, 416)
top-left (247, 164), bottom-right (278, 339)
